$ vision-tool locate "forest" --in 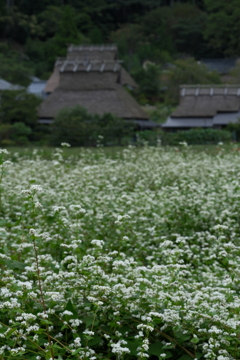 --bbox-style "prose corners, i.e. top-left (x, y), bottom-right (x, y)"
top-left (0, 0), bottom-right (239, 82)
top-left (0, 0), bottom-right (240, 145)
